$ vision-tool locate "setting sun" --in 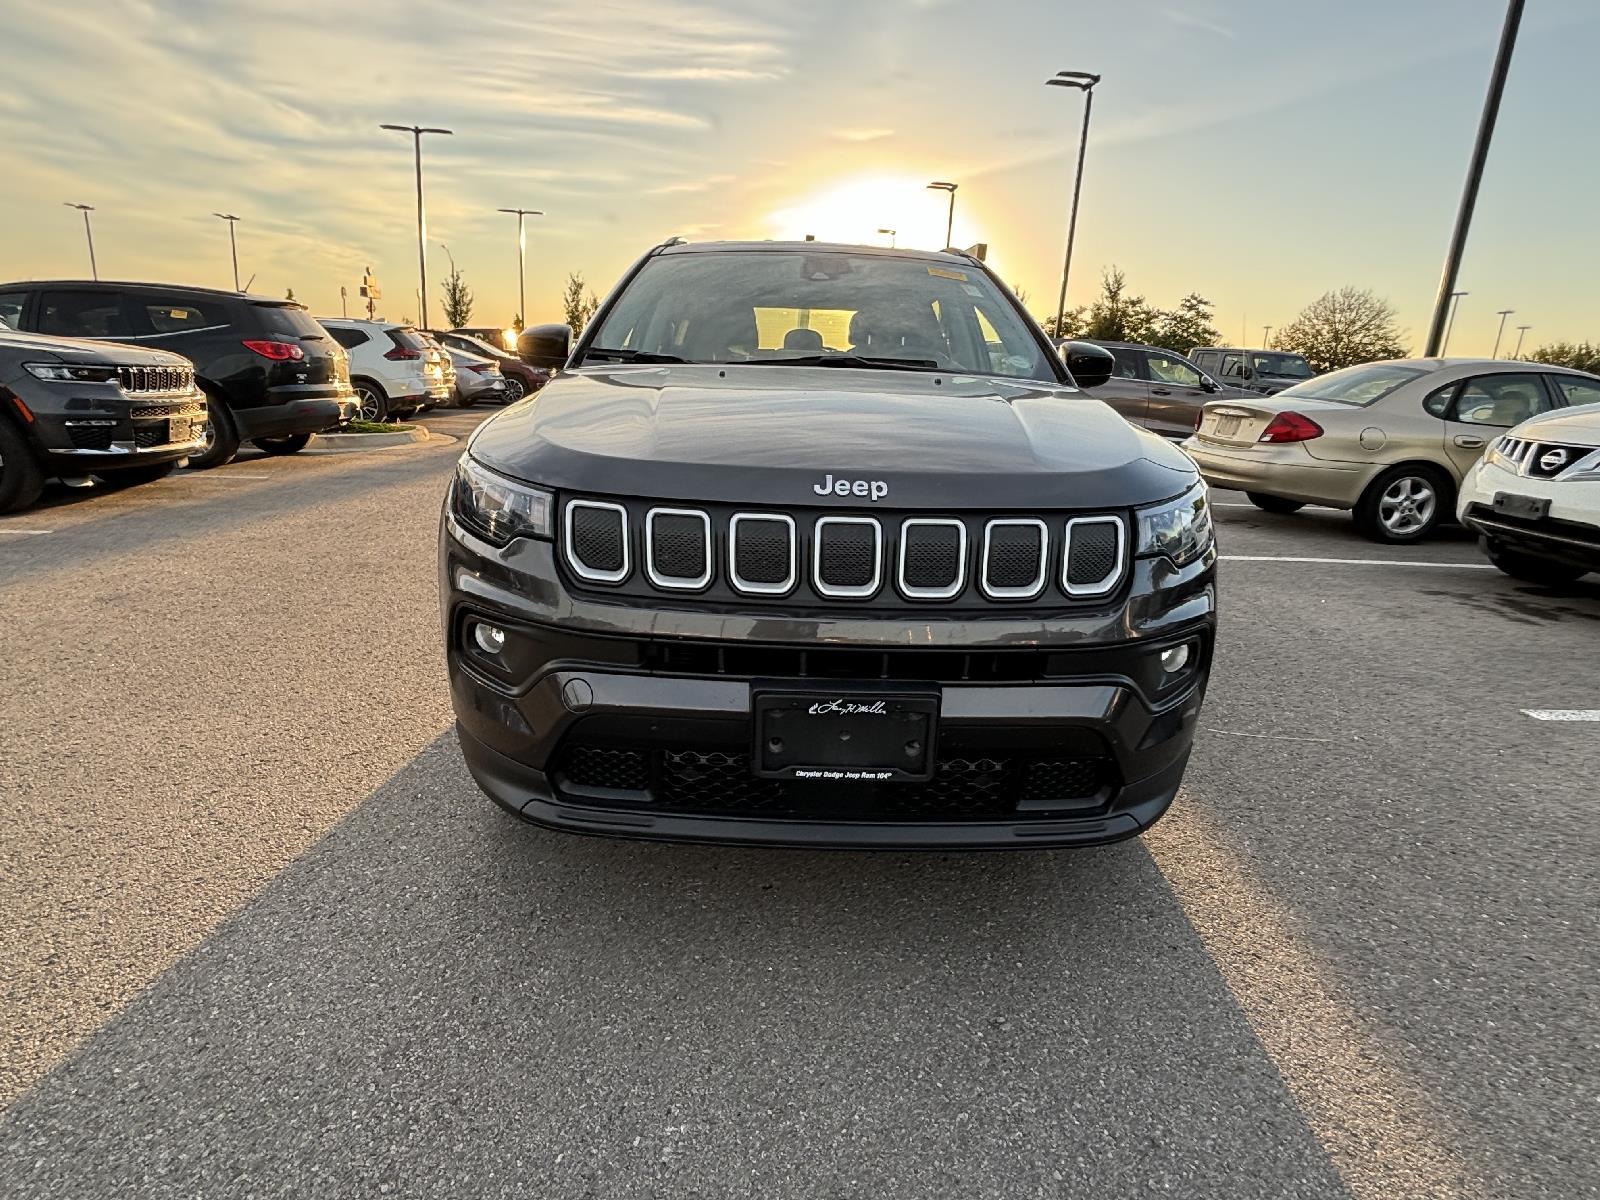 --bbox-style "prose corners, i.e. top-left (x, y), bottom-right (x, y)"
top-left (766, 174), bottom-right (961, 251)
